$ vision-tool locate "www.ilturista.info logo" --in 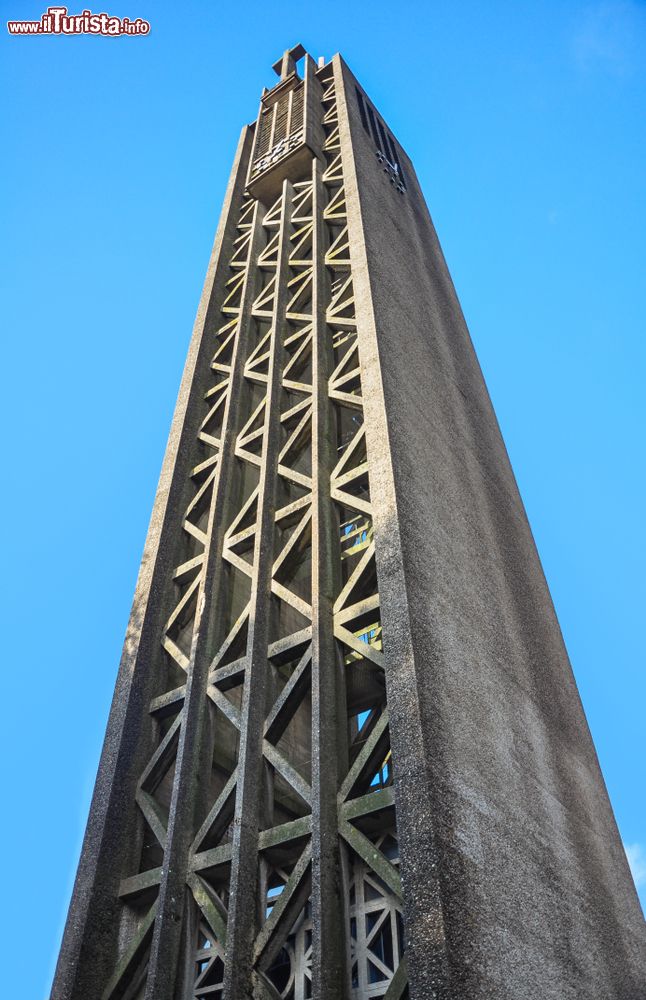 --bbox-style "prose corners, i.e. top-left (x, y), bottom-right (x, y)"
top-left (7, 6), bottom-right (150, 35)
